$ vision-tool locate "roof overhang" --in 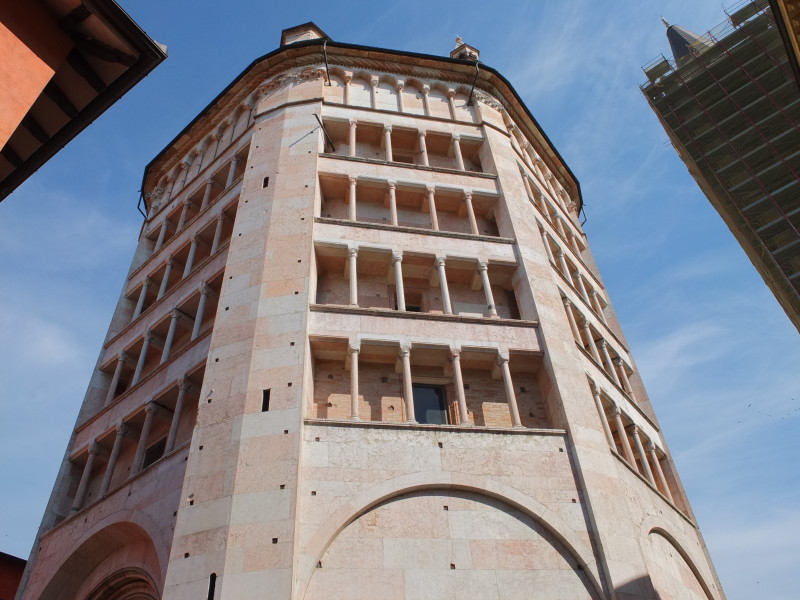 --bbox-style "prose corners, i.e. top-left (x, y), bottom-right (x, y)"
top-left (0, 0), bottom-right (167, 201)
